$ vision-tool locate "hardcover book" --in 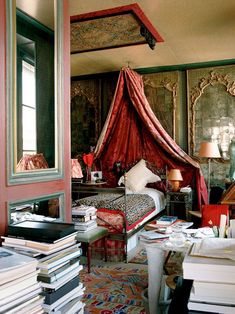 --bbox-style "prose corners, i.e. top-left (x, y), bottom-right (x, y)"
top-left (42, 276), bottom-right (80, 305)
top-left (7, 221), bottom-right (76, 243)
top-left (183, 244), bottom-right (235, 283)
top-left (156, 215), bottom-right (178, 225)
top-left (0, 247), bottom-right (38, 285)
top-left (38, 247), bottom-right (82, 270)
